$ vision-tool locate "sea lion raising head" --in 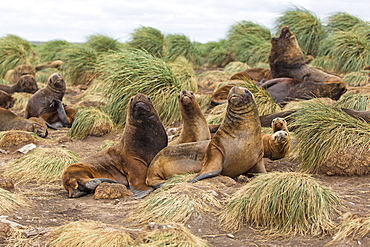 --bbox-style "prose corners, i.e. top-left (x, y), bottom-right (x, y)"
top-left (169, 89), bottom-right (210, 146)
top-left (62, 93), bottom-right (168, 198)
